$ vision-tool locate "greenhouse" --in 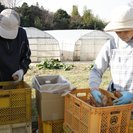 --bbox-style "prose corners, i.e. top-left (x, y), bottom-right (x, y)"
top-left (46, 30), bottom-right (112, 61)
top-left (74, 30), bottom-right (112, 61)
top-left (24, 27), bottom-right (60, 62)
top-left (24, 28), bottom-right (112, 62)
